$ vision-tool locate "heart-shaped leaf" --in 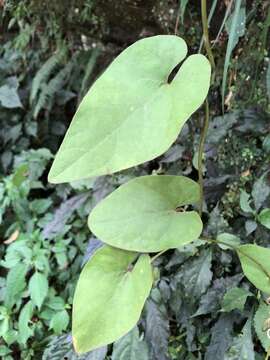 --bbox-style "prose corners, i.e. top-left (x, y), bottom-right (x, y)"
top-left (48, 35), bottom-right (211, 183)
top-left (237, 244), bottom-right (270, 294)
top-left (89, 175), bottom-right (202, 252)
top-left (72, 245), bottom-right (153, 354)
